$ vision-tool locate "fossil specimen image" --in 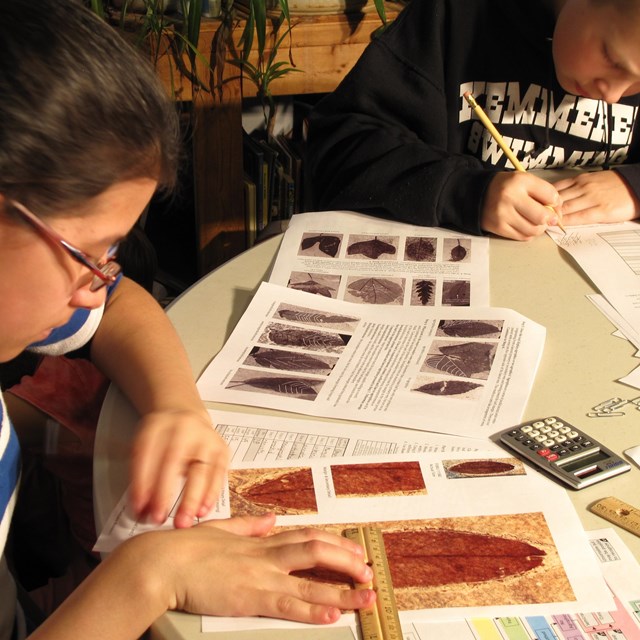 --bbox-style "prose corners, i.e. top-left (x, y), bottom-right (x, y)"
top-left (274, 303), bottom-right (360, 332)
top-left (330, 461), bottom-right (426, 498)
top-left (226, 368), bottom-right (325, 400)
top-left (436, 319), bottom-right (503, 338)
top-left (444, 237), bottom-right (471, 262)
top-left (422, 341), bottom-right (496, 379)
top-left (347, 235), bottom-right (398, 260)
top-left (413, 379), bottom-right (483, 396)
top-left (287, 272), bottom-right (341, 298)
top-left (412, 278), bottom-right (436, 306)
top-left (288, 512), bottom-right (573, 610)
top-left (443, 458), bottom-right (525, 478)
top-left (345, 276), bottom-right (404, 304)
top-left (259, 322), bottom-right (351, 353)
top-left (442, 279), bottom-right (471, 306)
top-left (405, 236), bottom-right (437, 262)
top-left (299, 233), bottom-right (342, 257)
top-left (243, 346), bottom-right (337, 376)
top-left (229, 467), bottom-right (318, 516)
